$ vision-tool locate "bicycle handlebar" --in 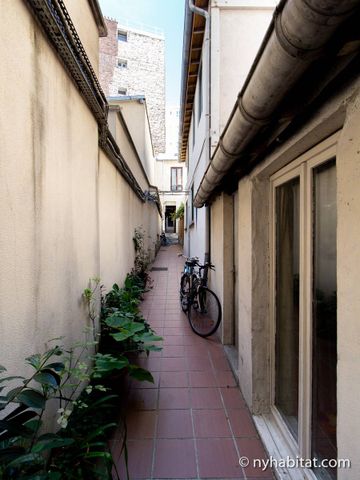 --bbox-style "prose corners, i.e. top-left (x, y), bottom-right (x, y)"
top-left (179, 254), bottom-right (215, 271)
